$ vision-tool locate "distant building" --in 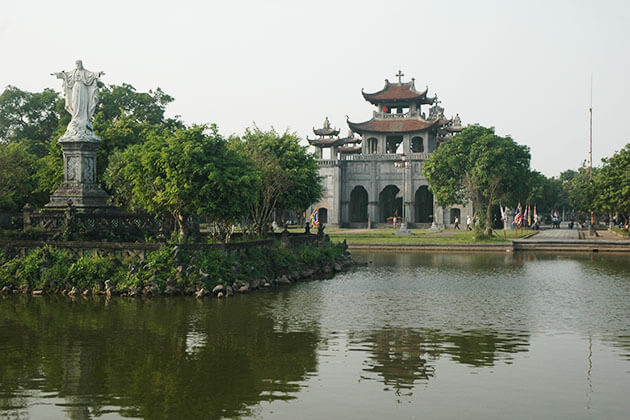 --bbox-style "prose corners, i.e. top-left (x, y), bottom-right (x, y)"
top-left (308, 72), bottom-right (472, 228)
